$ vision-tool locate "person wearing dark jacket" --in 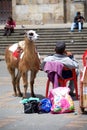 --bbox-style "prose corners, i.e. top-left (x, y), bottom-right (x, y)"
top-left (70, 11), bottom-right (85, 32)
